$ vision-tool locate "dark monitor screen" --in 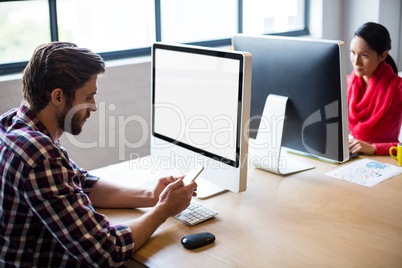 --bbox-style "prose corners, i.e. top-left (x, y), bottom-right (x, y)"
top-left (233, 35), bottom-right (348, 163)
